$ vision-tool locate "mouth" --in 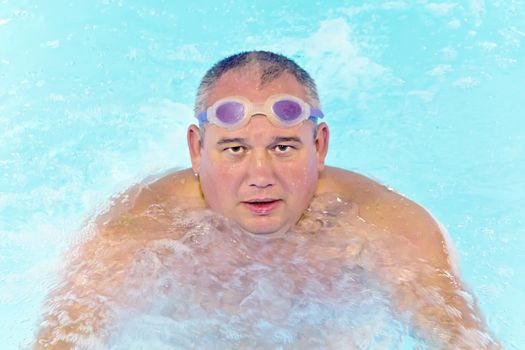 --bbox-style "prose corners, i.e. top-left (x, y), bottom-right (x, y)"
top-left (243, 198), bottom-right (281, 215)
